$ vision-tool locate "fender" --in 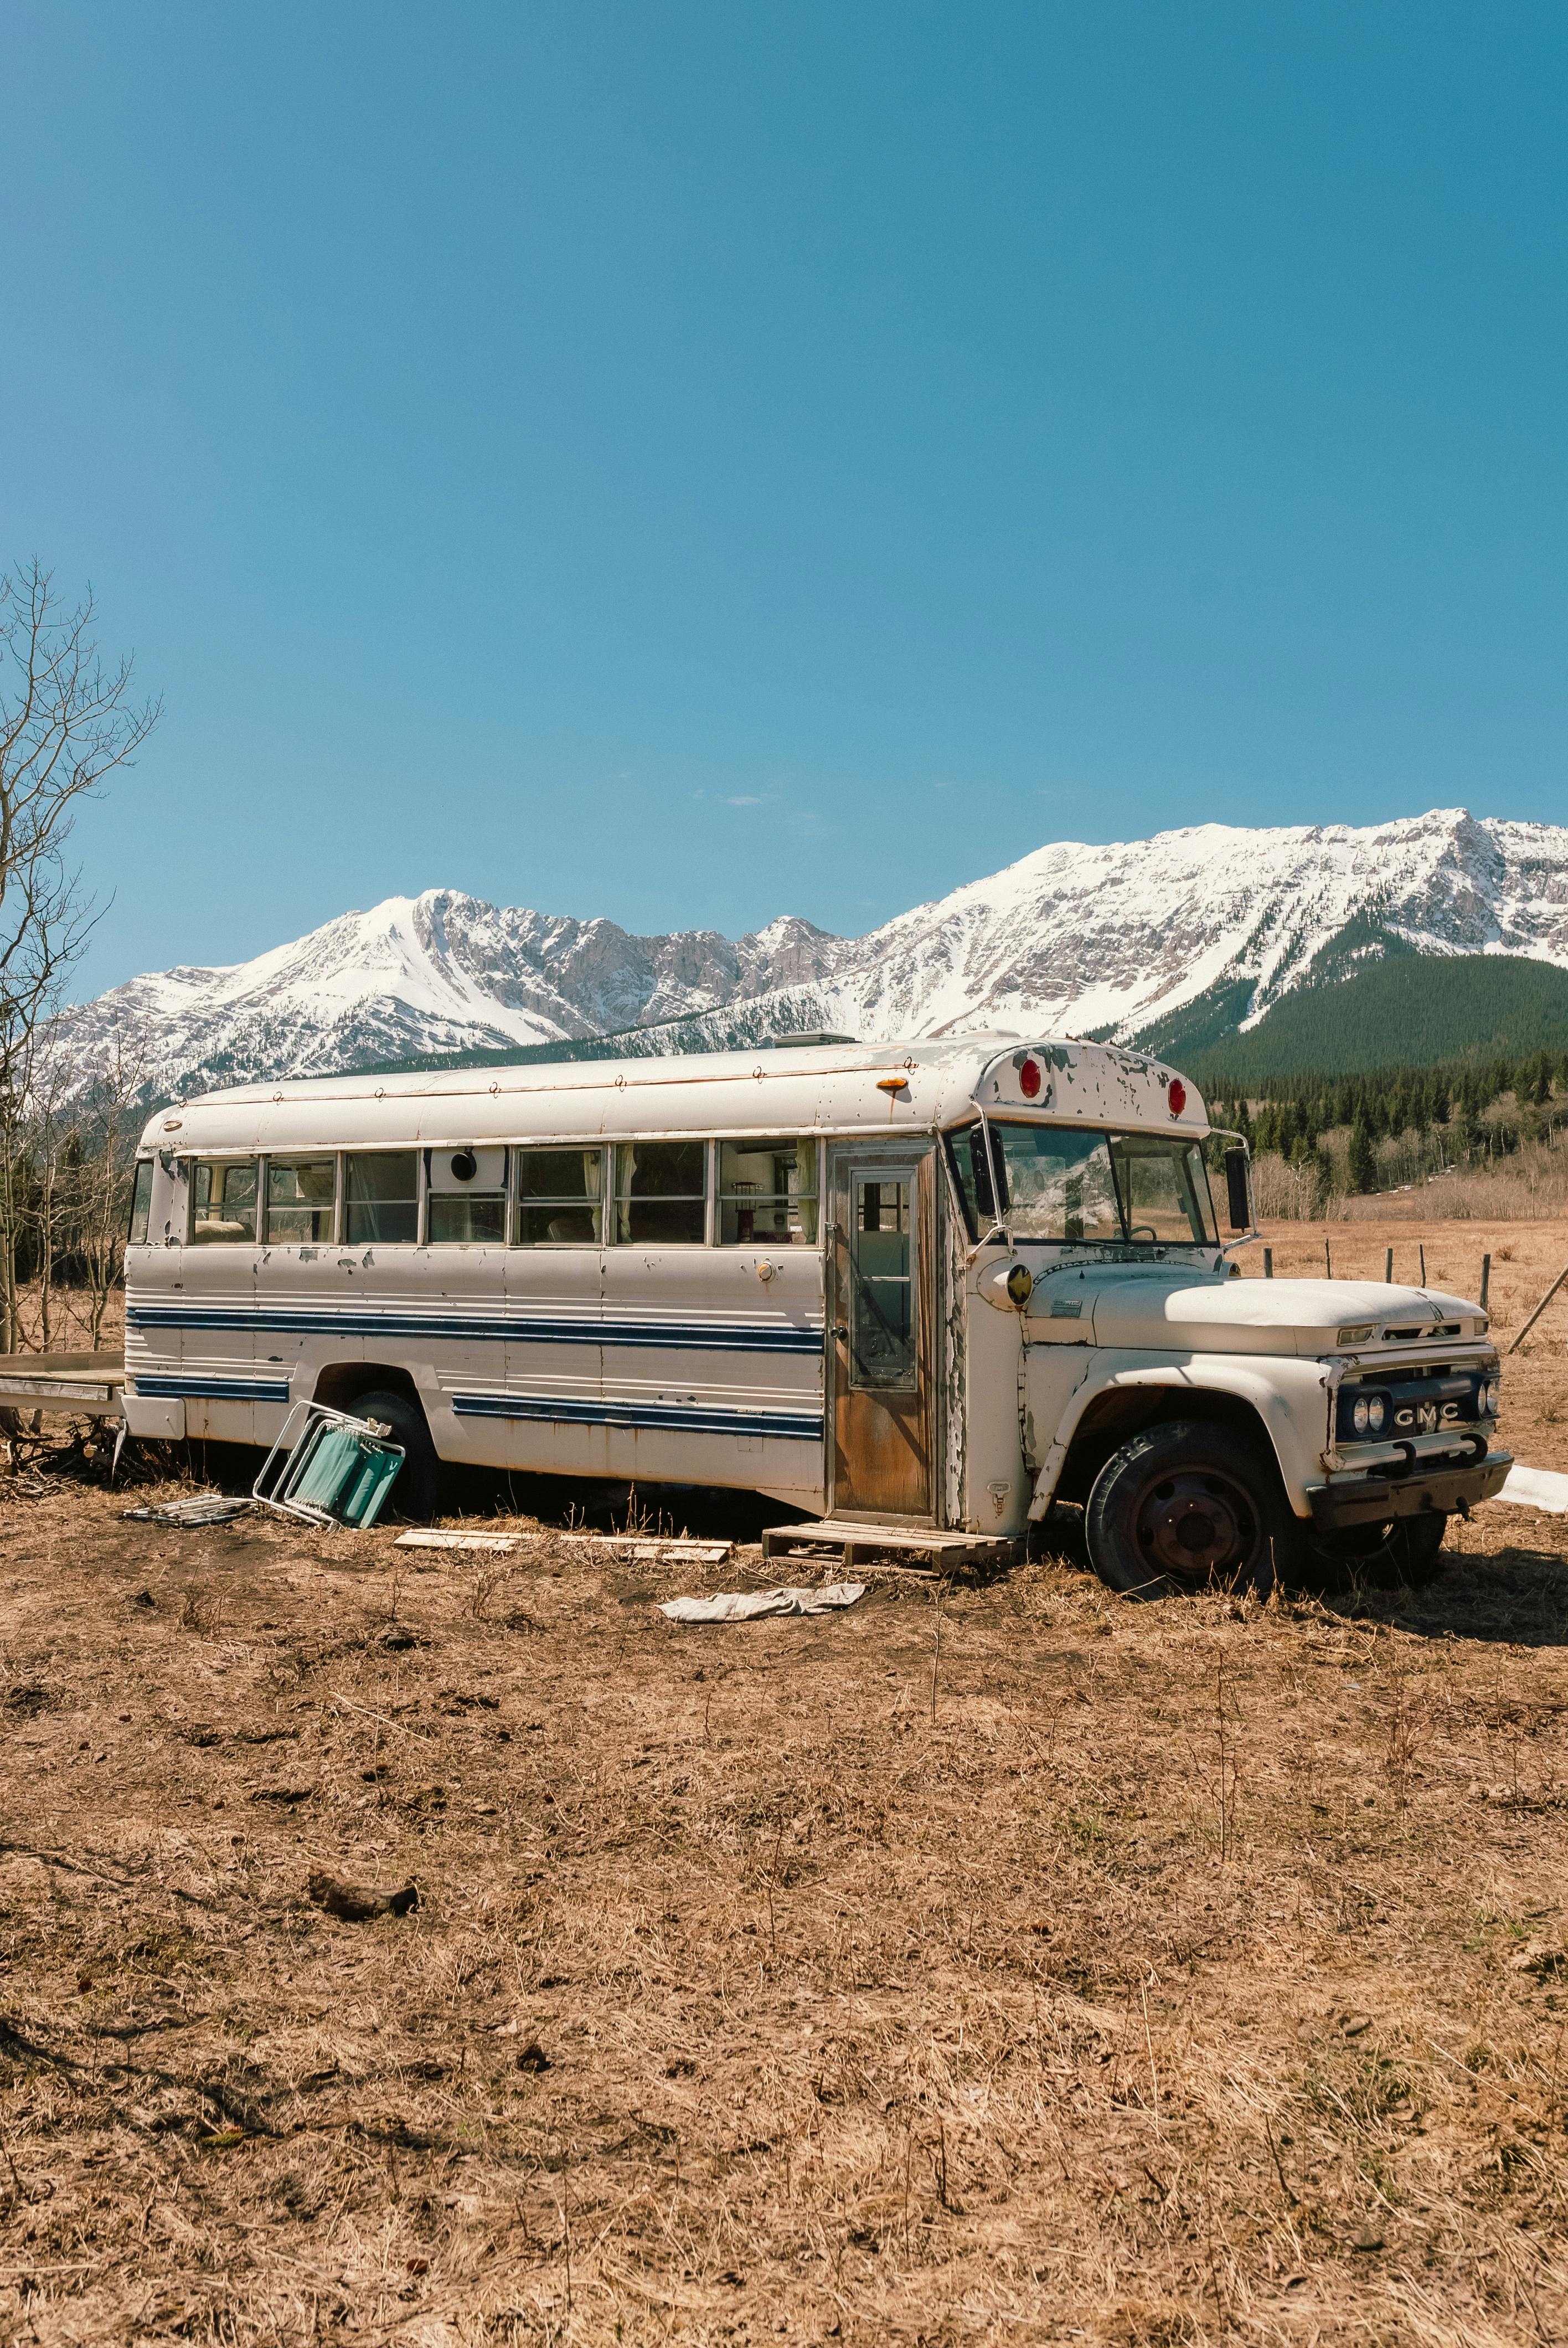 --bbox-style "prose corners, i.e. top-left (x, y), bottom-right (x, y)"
top-left (1025, 1350), bottom-right (1333, 1521)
